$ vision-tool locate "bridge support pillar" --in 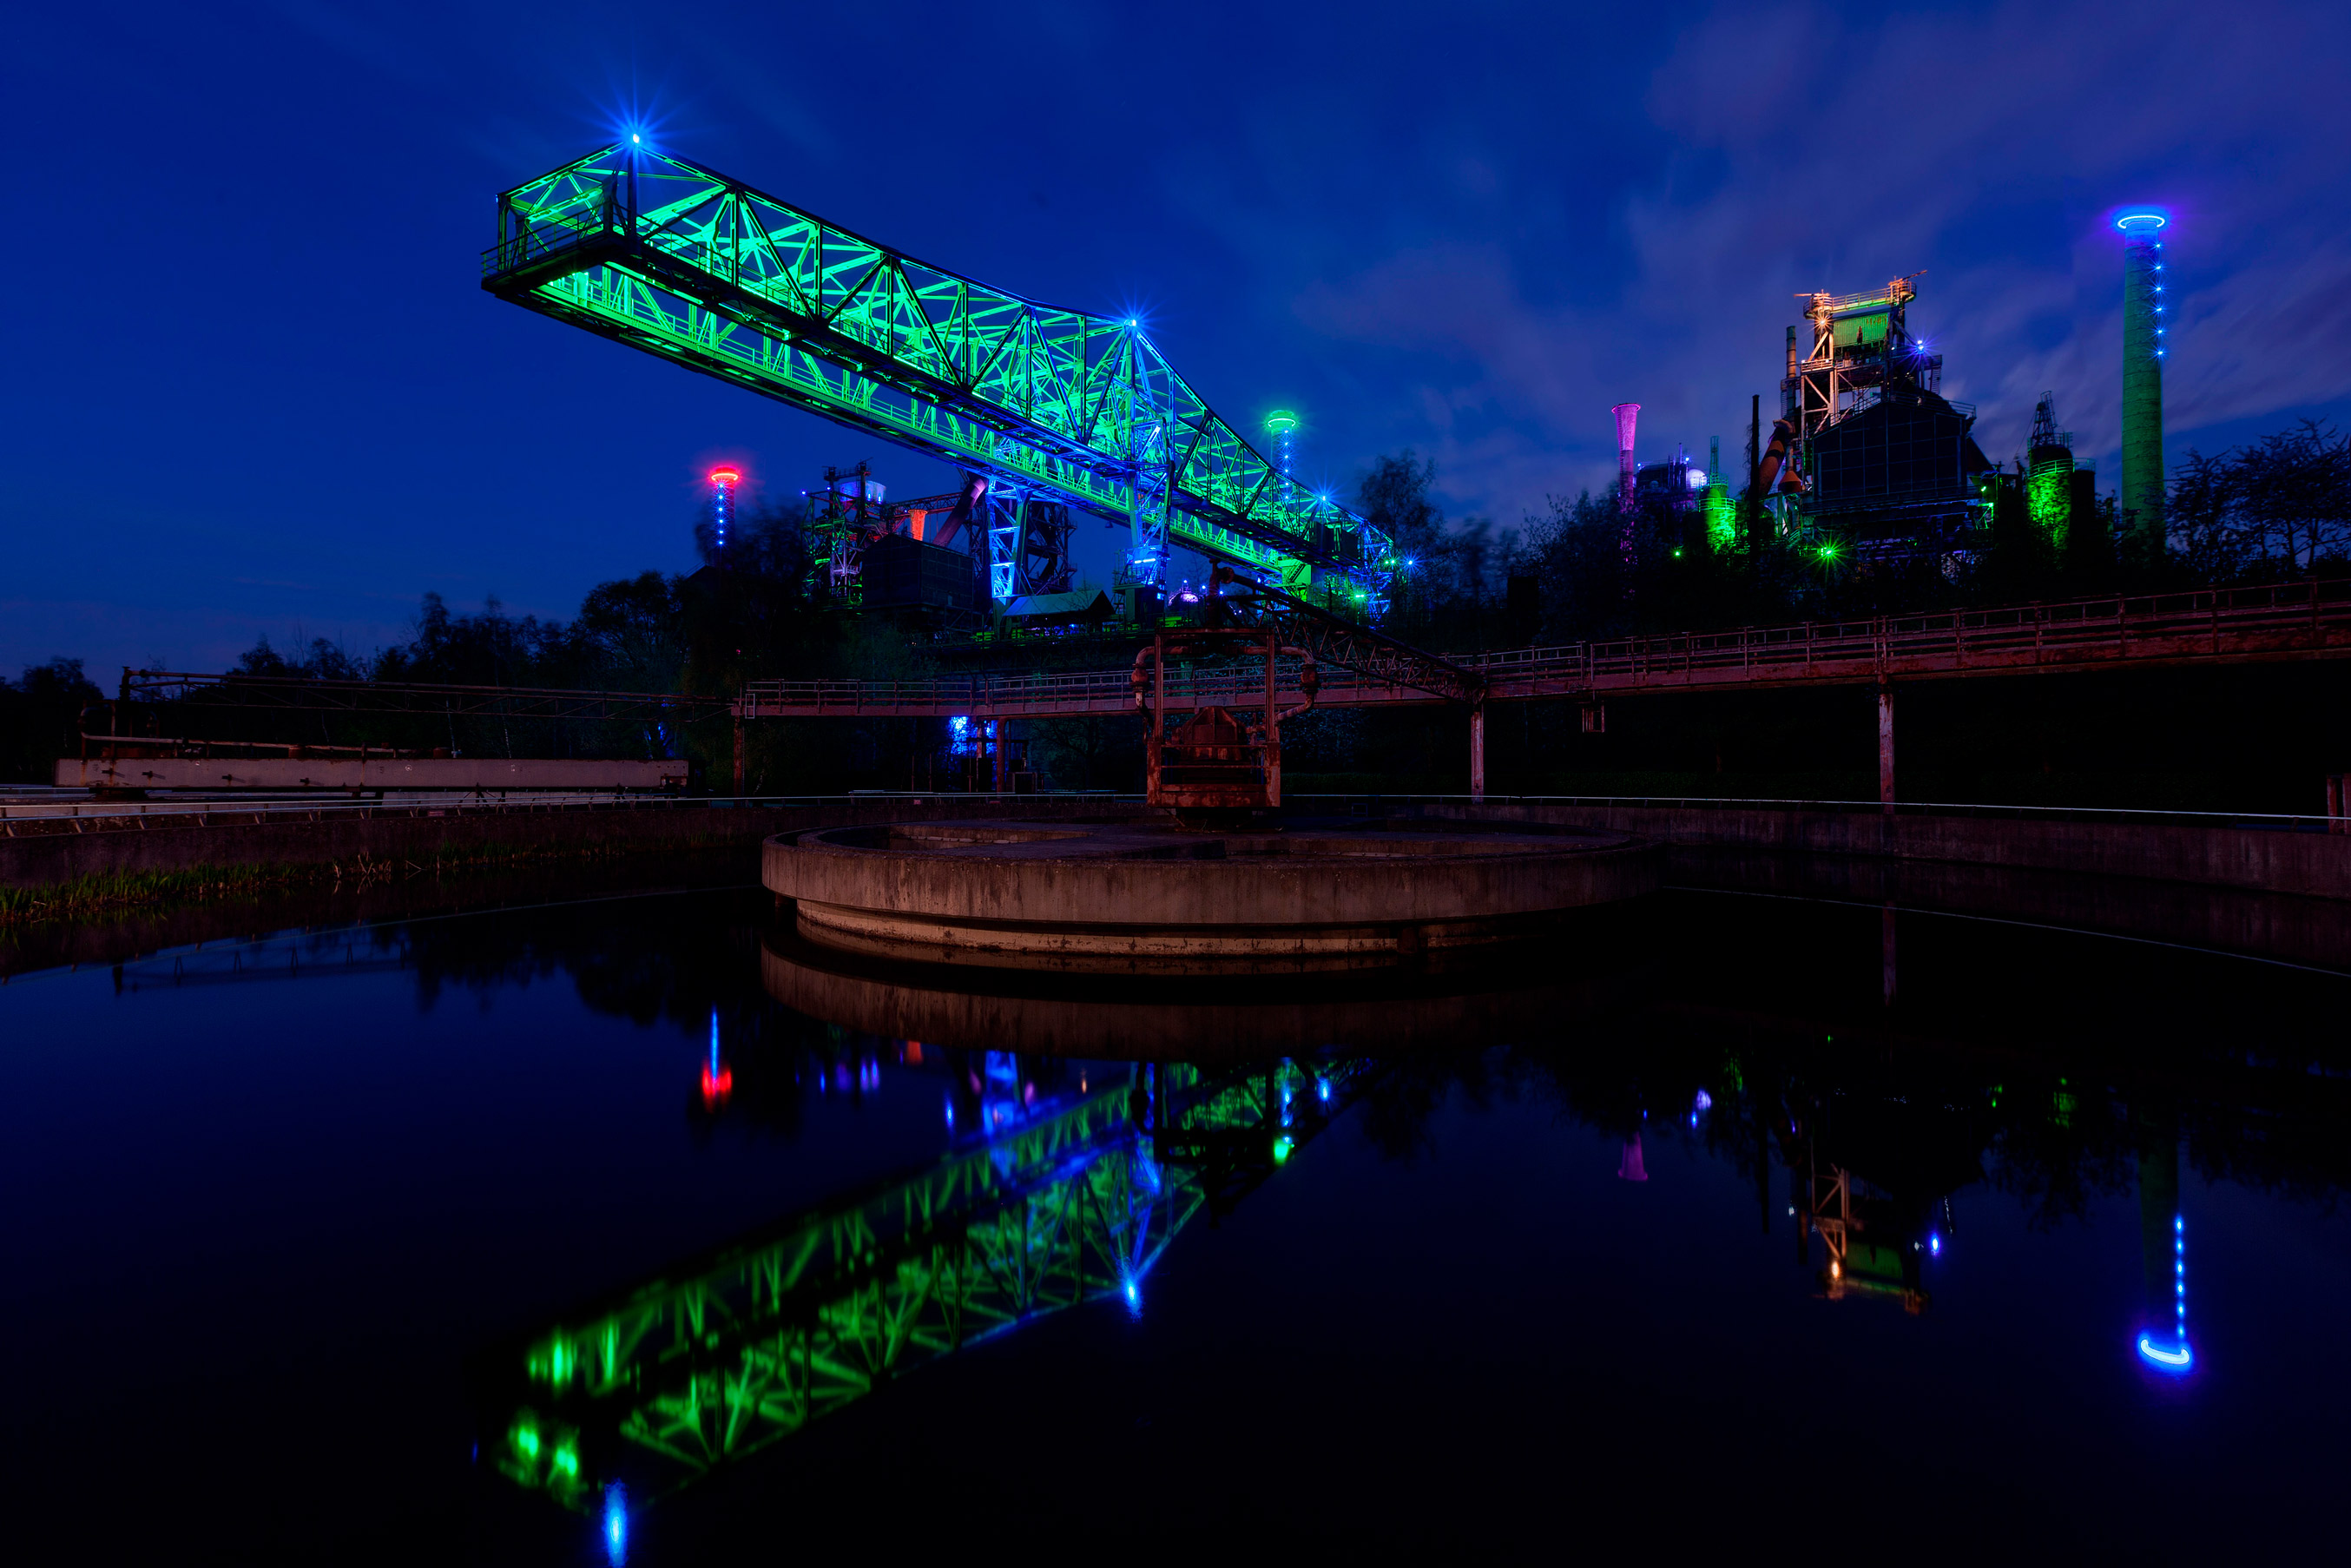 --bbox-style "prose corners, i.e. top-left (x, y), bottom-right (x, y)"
top-left (1877, 683), bottom-right (1895, 813)
top-left (733, 709), bottom-right (746, 796)
top-left (1470, 702), bottom-right (1485, 803)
